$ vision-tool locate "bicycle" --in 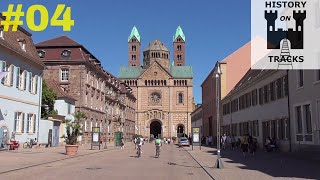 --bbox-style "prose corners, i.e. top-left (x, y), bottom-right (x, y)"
top-left (155, 145), bottom-right (161, 158)
top-left (136, 145), bottom-right (141, 158)
top-left (23, 138), bottom-right (37, 149)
